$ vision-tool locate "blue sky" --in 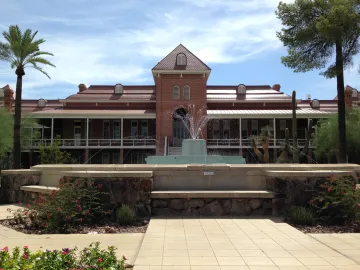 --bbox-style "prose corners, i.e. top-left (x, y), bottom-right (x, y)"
top-left (0, 0), bottom-right (359, 100)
